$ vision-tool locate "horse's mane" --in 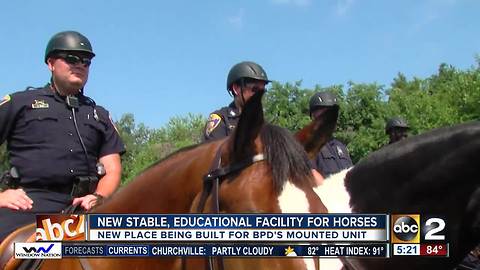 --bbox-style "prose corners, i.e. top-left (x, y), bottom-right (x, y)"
top-left (260, 123), bottom-right (314, 194)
